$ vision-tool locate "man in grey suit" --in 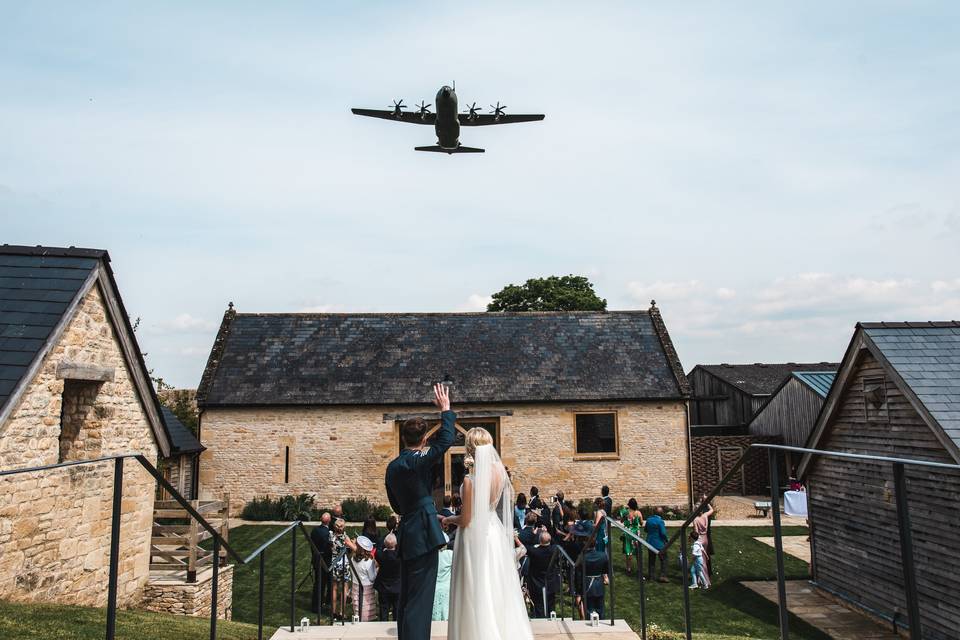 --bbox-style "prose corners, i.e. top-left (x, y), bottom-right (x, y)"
top-left (385, 383), bottom-right (455, 640)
